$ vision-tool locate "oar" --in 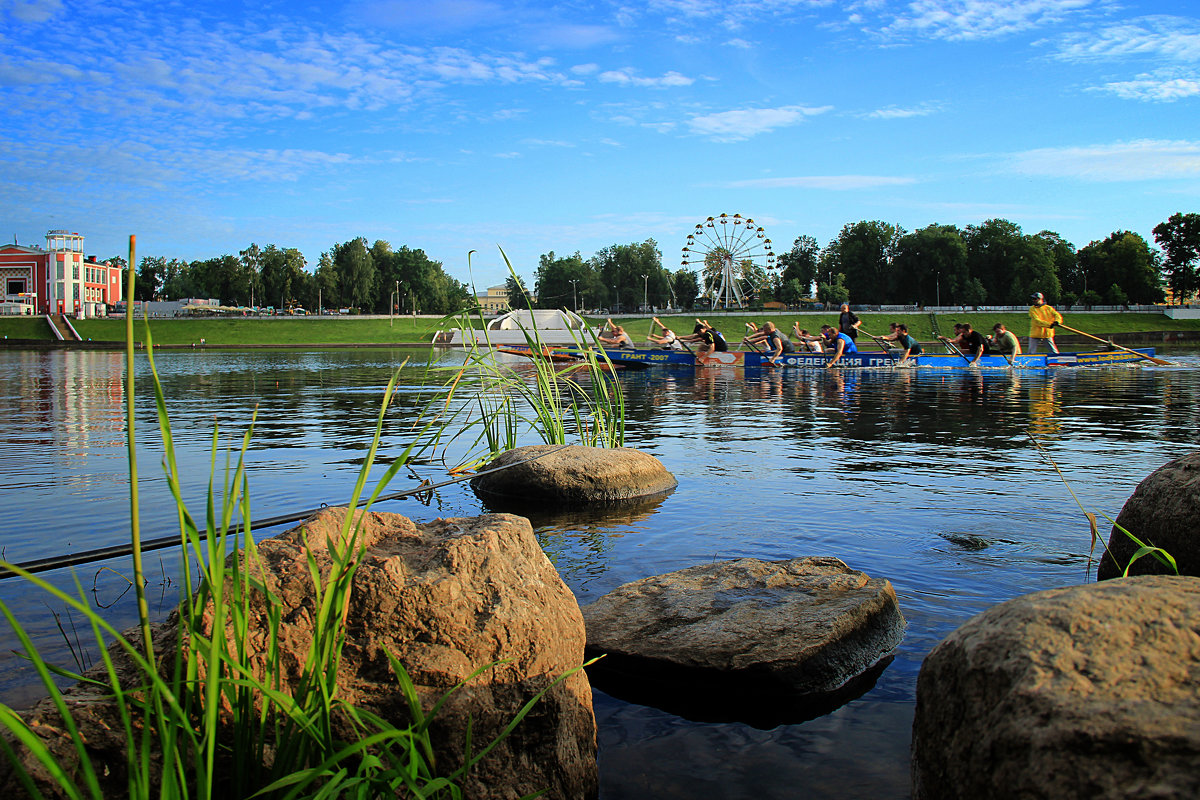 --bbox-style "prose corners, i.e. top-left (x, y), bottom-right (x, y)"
top-left (937, 335), bottom-right (971, 364)
top-left (860, 329), bottom-right (896, 356)
top-left (1056, 323), bottom-right (1172, 365)
top-left (742, 336), bottom-right (778, 368)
